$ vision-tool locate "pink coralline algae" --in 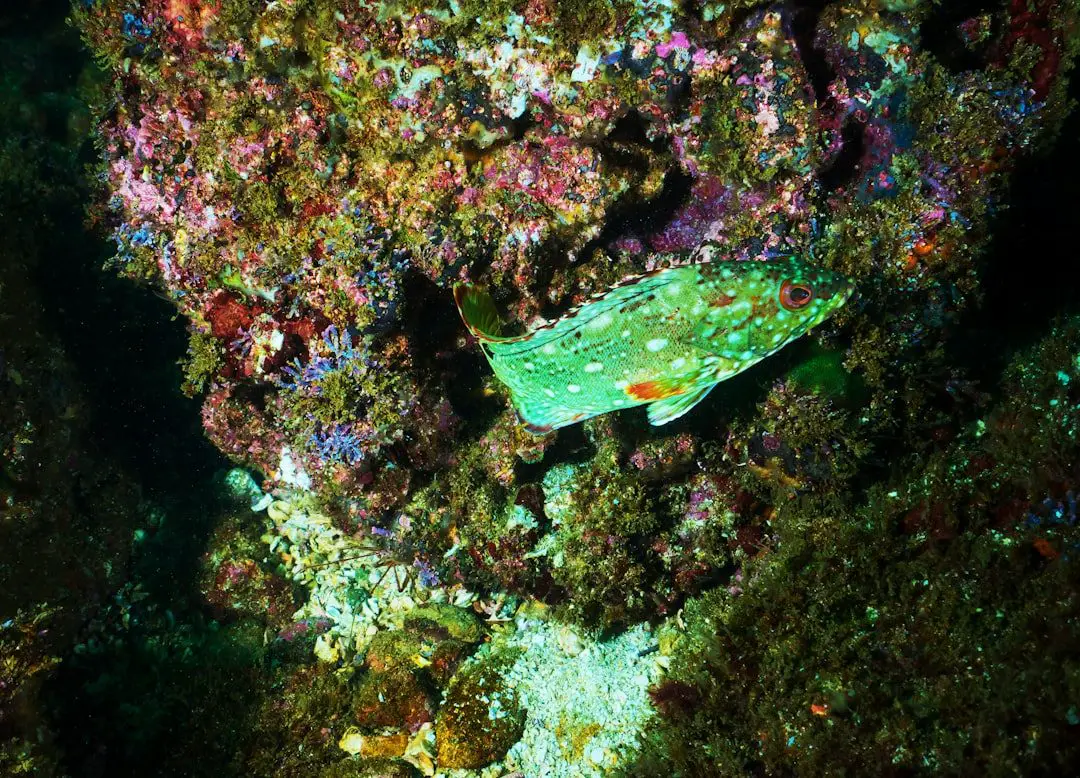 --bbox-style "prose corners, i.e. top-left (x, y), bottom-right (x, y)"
top-left (76, 0), bottom-right (1078, 555)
